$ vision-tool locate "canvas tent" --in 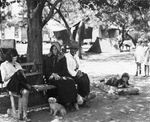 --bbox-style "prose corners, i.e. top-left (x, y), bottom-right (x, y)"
top-left (47, 19), bottom-right (70, 45)
top-left (107, 25), bottom-right (120, 38)
top-left (53, 30), bottom-right (70, 45)
top-left (87, 37), bottom-right (102, 53)
top-left (47, 19), bottom-right (93, 46)
top-left (47, 19), bottom-right (66, 31)
top-left (71, 21), bottom-right (93, 41)
top-left (84, 27), bottom-right (93, 39)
